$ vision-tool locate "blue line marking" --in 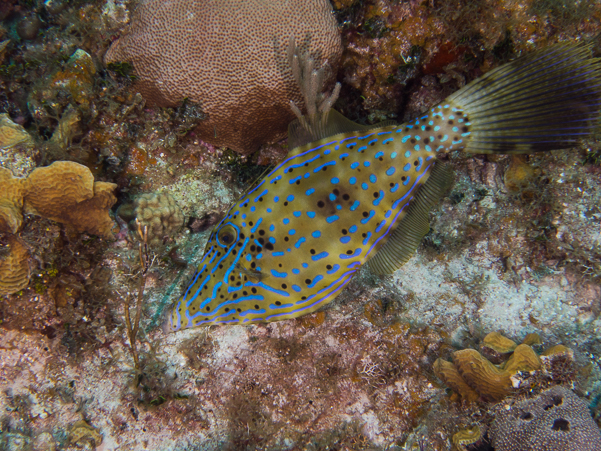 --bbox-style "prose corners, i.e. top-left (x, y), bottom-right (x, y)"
top-left (340, 249), bottom-right (362, 259)
top-left (307, 275), bottom-right (323, 288)
top-left (314, 161), bottom-right (336, 172)
top-left (253, 189), bottom-right (268, 202)
top-left (312, 252), bottom-right (329, 261)
top-left (360, 210), bottom-right (375, 224)
top-left (327, 264), bottom-right (340, 274)
top-left (188, 275), bottom-right (210, 308)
